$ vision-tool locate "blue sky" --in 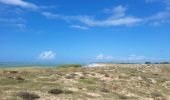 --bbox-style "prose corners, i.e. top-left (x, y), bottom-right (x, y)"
top-left (0, 0), bottom-right (170, 63)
